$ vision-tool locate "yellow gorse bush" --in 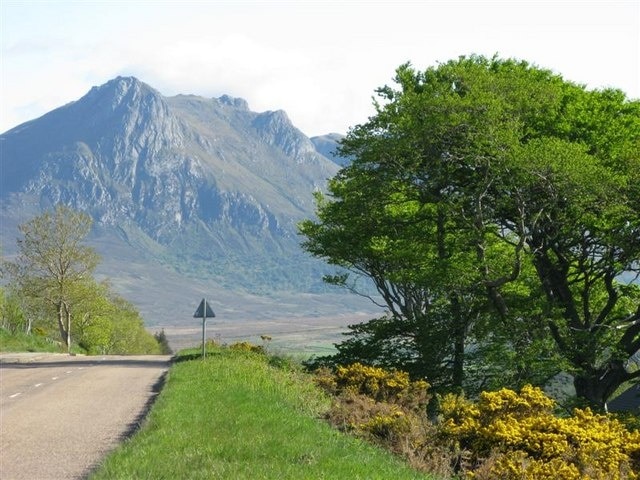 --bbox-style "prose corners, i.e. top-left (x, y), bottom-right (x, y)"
top-left (328, 362), bottom-right (430, 408)
top-left (315, 362), bottom-right (438, 471)
top-left (359, 406), bottom-right (413, 440)
top-left (440, 385), bottom-right (640, 479)
top-left (335, 362), bottom-right (410, 400)
top-left (315, 363), bottom-right (639, 478)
